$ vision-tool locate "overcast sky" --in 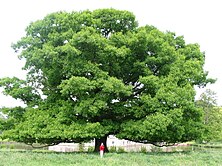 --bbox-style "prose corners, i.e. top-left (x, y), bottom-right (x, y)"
top-left (0, 0), bottom-right (221, 107)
